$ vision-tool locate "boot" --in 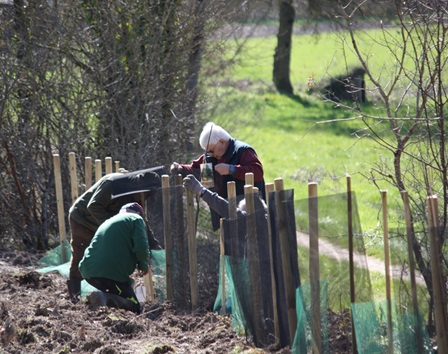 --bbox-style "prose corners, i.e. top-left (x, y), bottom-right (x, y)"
top-left (87, 291), bottom-right (140, 313)
top-left (66, 279), bottom-right (81, 303)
